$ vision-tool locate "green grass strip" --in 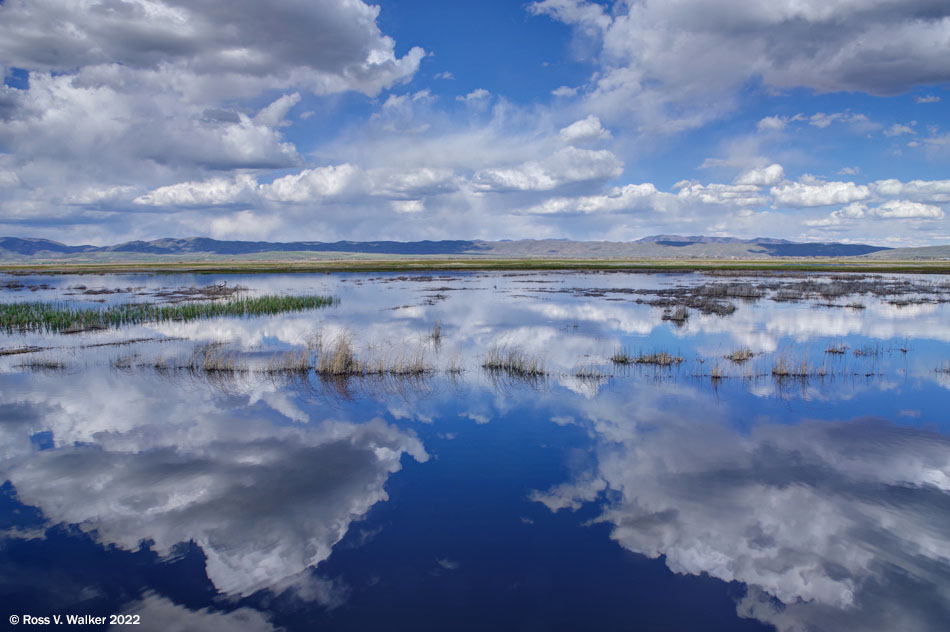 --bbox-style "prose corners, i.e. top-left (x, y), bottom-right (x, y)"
top-left (0, 294), bottom-right (337, 333)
